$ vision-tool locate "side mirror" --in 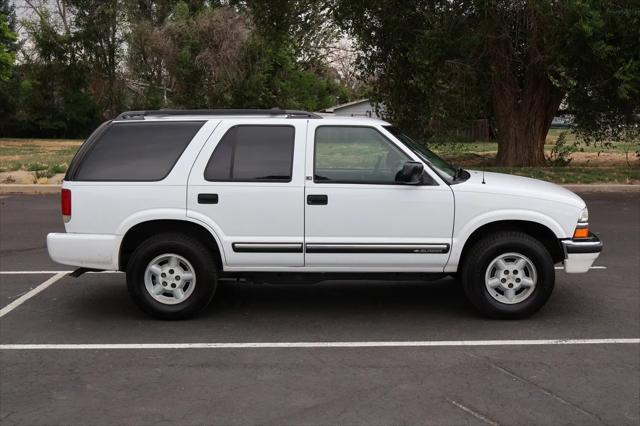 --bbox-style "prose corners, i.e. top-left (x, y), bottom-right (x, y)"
top-left (396, 161), bottom-right (424, 184)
